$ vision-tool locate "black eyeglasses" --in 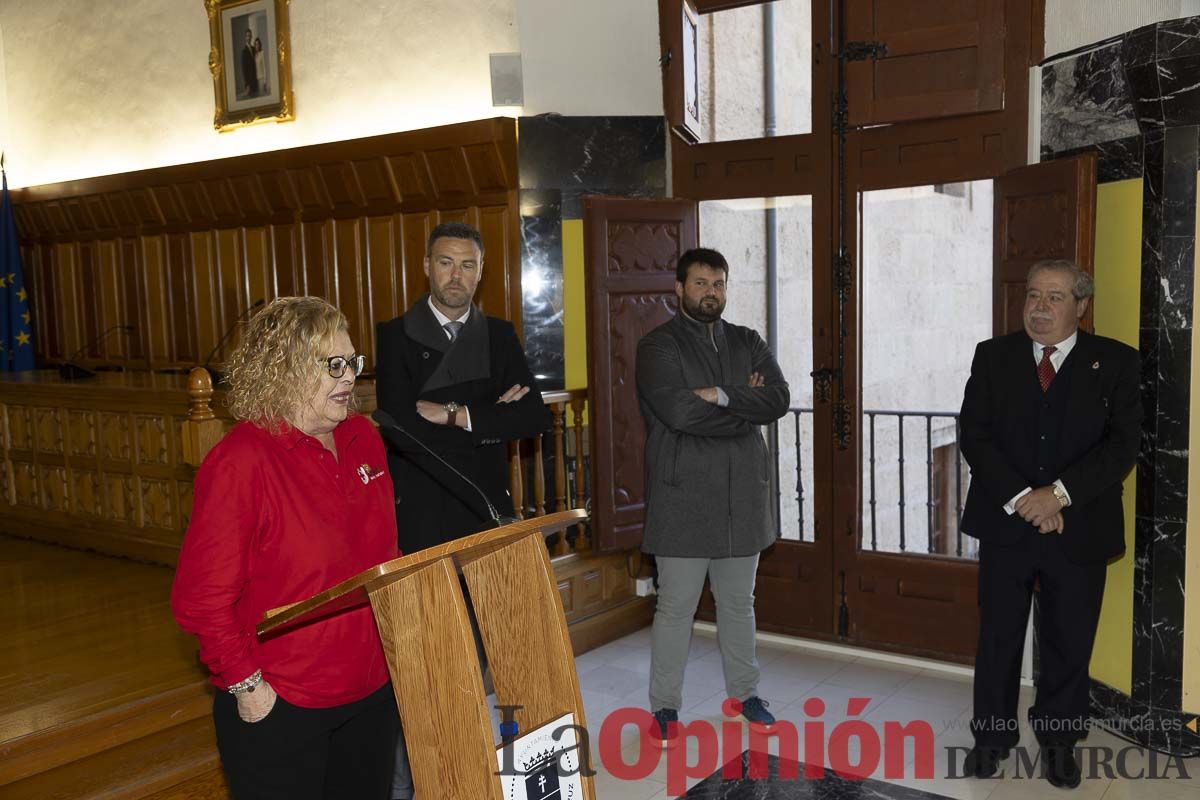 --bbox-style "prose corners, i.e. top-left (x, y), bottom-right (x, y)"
top-left (320, 354), bottom-right (365, 378)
